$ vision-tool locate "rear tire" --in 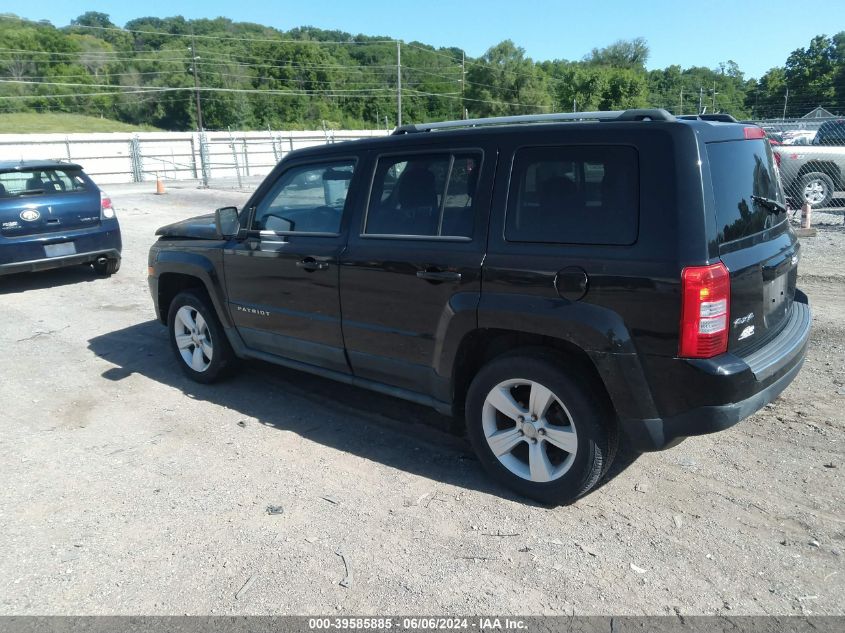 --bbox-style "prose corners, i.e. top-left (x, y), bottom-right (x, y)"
top-left (465, 354), bottom-right (616, 505)
top-left (167, 290), bottom-right (234, 383)
top-left (93, 257), bottom-right (120, 276)
top-left (798, 171), bottom-right (835, 208)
